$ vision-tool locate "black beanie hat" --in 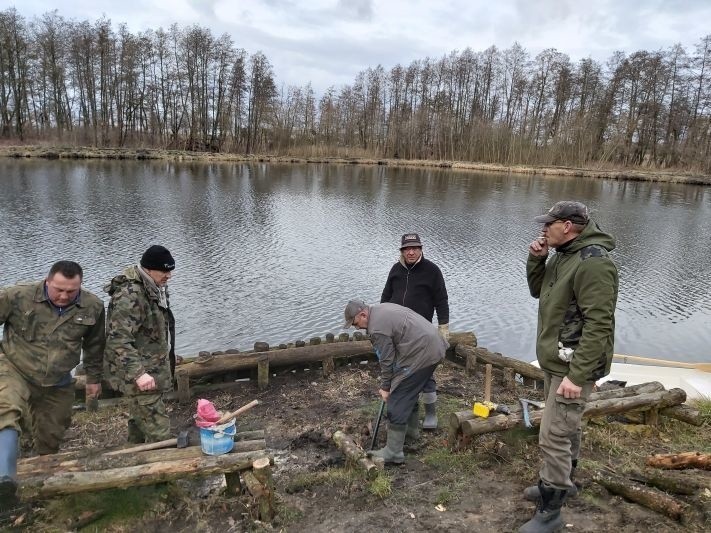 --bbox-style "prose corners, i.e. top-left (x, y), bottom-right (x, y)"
top-left (140, 245), bottom-right (175, 271)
